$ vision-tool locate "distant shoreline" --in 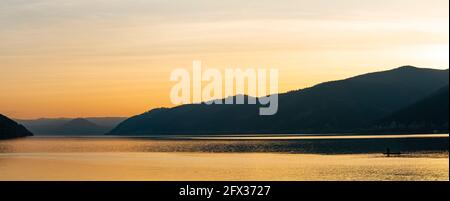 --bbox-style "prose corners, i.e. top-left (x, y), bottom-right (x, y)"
top-left (24, 133), bottom-right (450, 139)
